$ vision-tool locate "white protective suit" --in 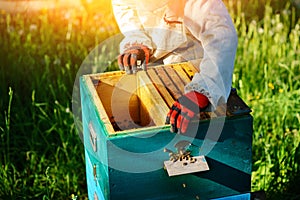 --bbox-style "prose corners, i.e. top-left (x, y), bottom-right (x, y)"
top-left (112, 0), bottom-right (238, 111)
